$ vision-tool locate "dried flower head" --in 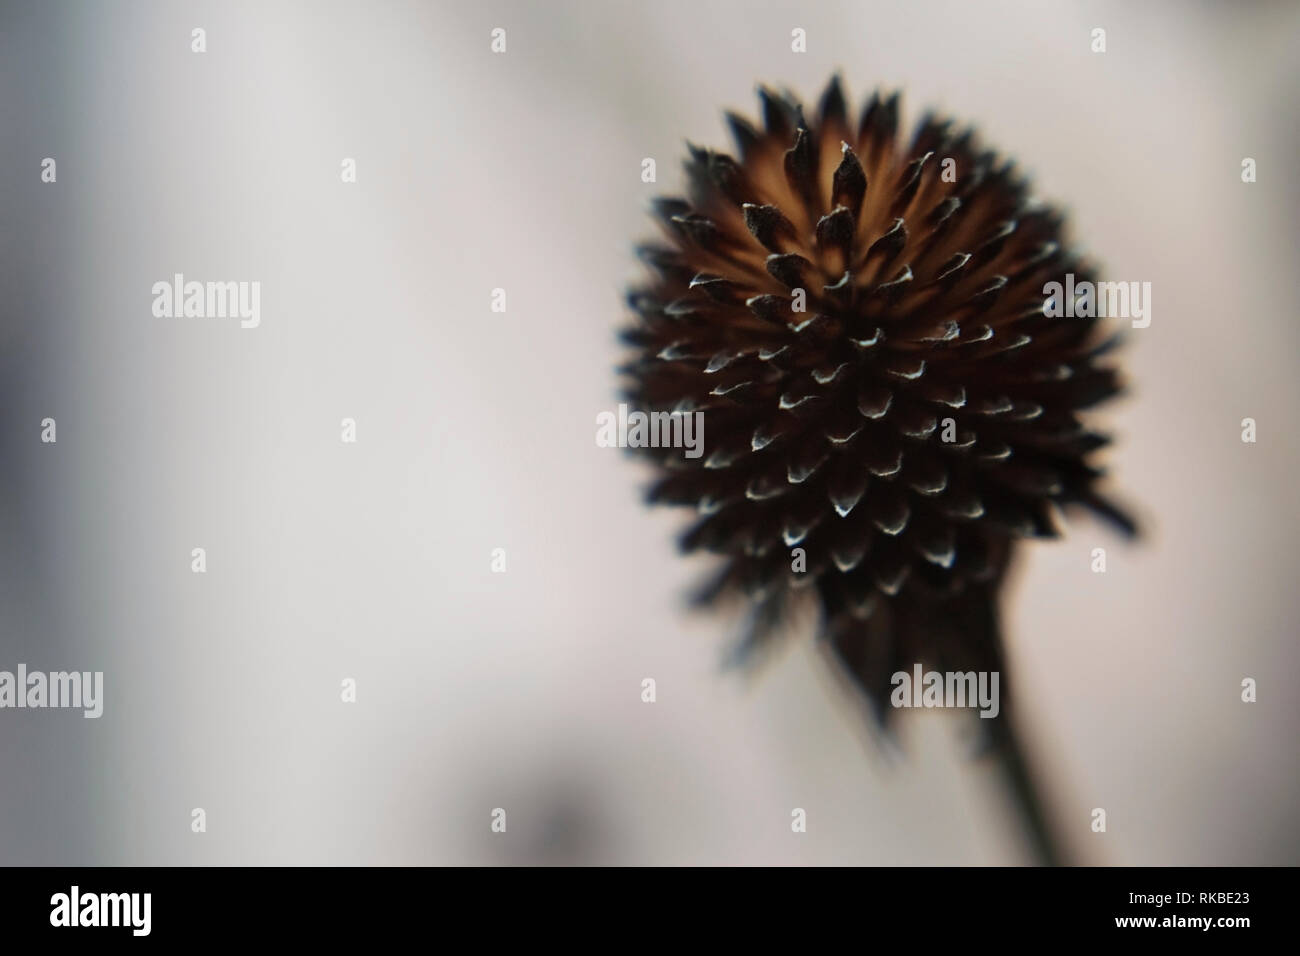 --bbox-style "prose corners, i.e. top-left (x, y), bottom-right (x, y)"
top-left (620, 77), bottom-right (1134, 725)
